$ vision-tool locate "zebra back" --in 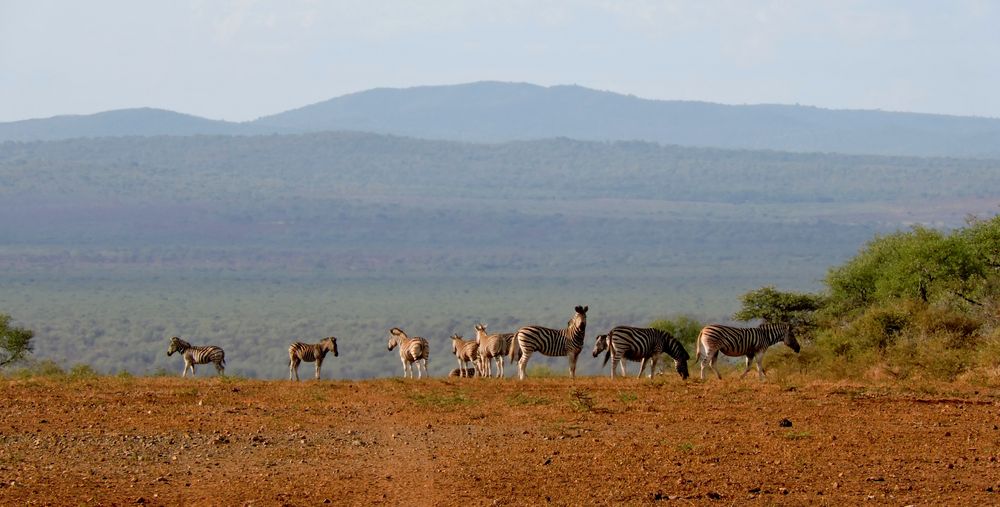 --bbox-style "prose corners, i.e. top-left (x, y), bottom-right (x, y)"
top-left (450, 335), bottom-right (479, 361)
top-left (513, 305), bottom-right (588, 358)
top-left (699, 324), bottom-right (794, 357)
